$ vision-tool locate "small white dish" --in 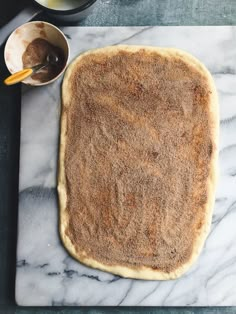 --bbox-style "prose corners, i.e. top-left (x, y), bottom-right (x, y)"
top-left (4, 21), bottom-right (69, 86)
